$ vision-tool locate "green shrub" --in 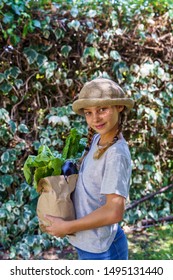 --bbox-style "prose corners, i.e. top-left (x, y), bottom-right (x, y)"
top-left (0, 0), bottom-right (172, 259)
